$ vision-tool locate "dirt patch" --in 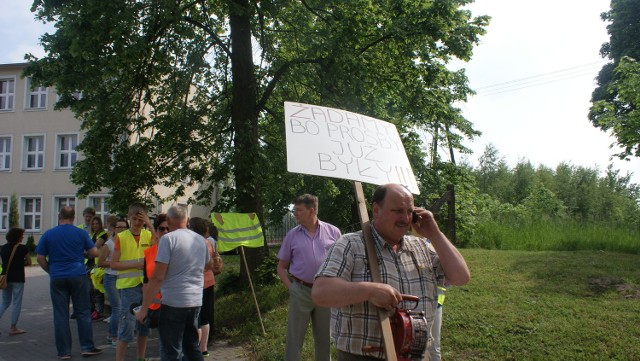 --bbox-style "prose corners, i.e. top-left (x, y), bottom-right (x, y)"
top-left (588, 276), bottom-right (640, 299)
